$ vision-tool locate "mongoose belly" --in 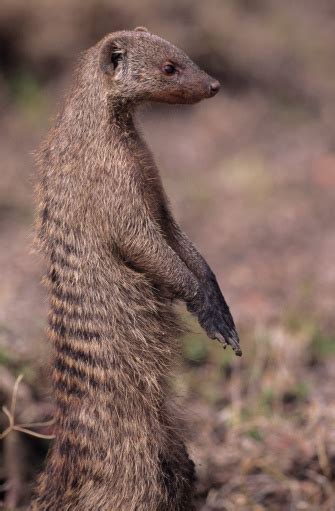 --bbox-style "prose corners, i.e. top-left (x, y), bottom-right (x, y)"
top-left (32, 254), bottom-right (191, 510)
